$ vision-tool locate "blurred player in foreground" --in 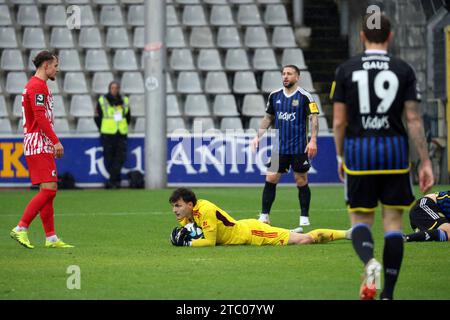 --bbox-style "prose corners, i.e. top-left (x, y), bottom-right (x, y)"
top-left (169, 188), bottom-right (349, 247)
